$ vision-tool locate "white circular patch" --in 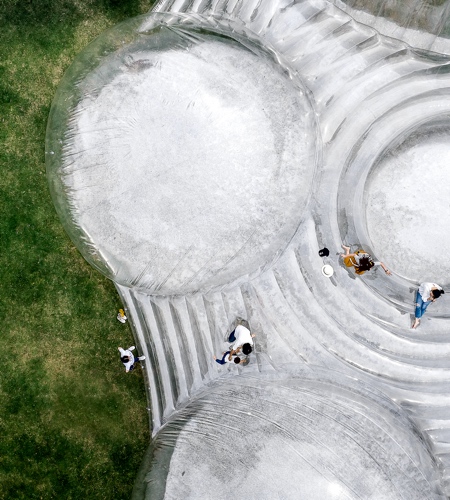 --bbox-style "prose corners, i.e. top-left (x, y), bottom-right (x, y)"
top-left (366, 131), bottom-right (450, 282)
top-left (62, 29), bottom-right (316, 293)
